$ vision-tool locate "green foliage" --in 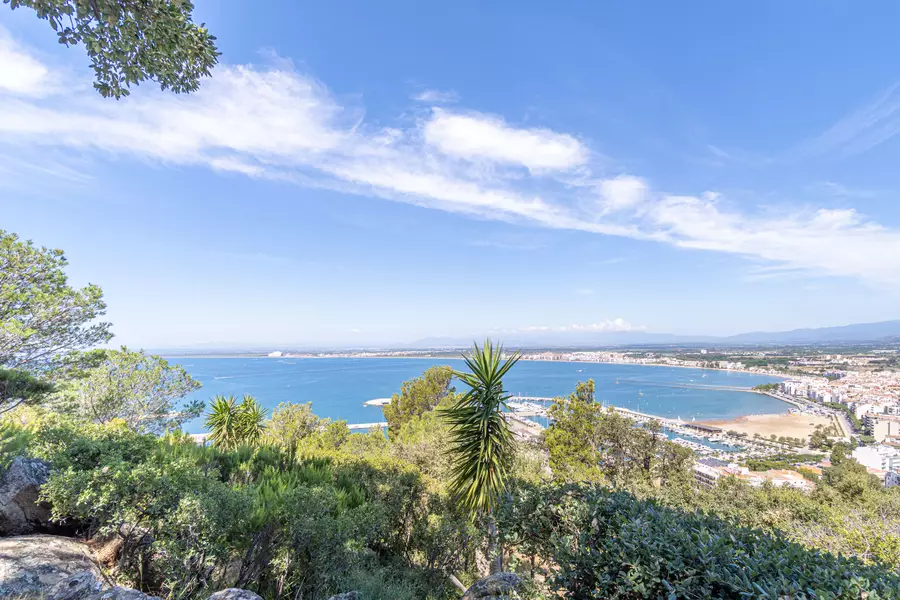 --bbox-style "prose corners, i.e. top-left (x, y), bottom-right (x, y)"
top-left (0, 420), bottom-right (31, 468)
top-left (545, 379), bottom-right (693, 487)
top-left (823, 446), bottom-right (882, 501)
top-left (392, 396), bottom-right (454, 482)
top-left (753, 382), bottom-right (780, 392)
top-left (55, 347), bottom-right (202, 433)
top-left (745, 452), bottom-right (822, 472)
top-left (0, 368), bottom-right (55, 414)
top-left (6, 0), bottom-right (219, 98)
top-left (383, 365), bottom-right (455, 438)
top-left (826, 401), bottom-right (863, 430)
top-left (0, 230), bottom-right (111, 372)
top-left (443, 340), bottom-right (520, 517)
top-left (263, 401), bottom-right (322, 450)
top-left (205, 394), bottom-right (267, 451)
top-left (23, 415), bottom-right (474, 599)
top-left (499, 482), bottom-right (900, 599)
